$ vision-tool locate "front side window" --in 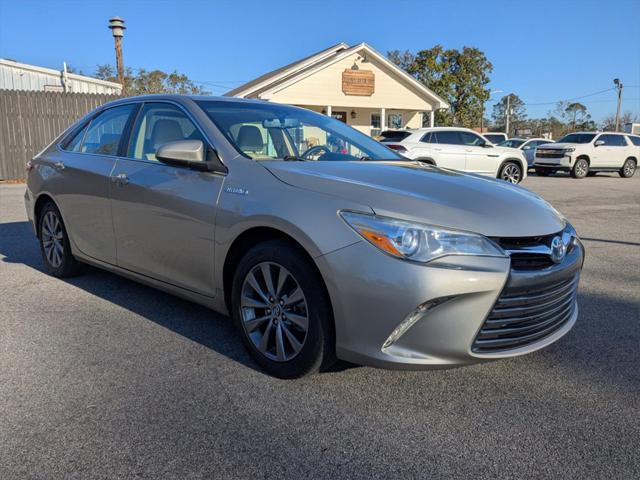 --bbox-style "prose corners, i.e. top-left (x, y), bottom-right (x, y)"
top-left (127, 103), bottom-right (205, 161)
top-left (498, 139), bottom-right (525, 148)
top-left (598, 134), bottom-right (627, 147)
top-left (433, 131), bottom-right (463, 145)
top-left (460, 132), bottom-right (486, 146)
top-left (558, 133), bottom-right (596, 144)
top-left (81, 104), bottom-right (136, 156)
top-left (196, 101), bottom-right (401, 161)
